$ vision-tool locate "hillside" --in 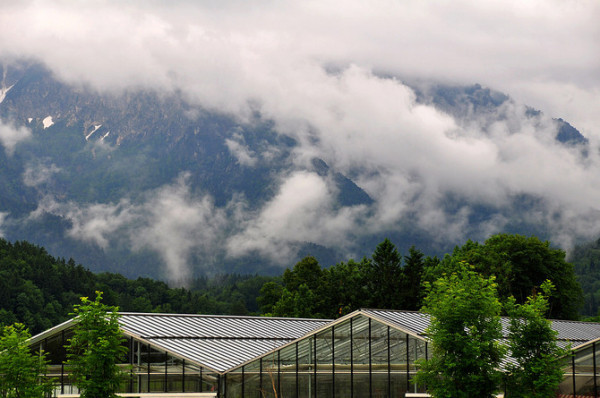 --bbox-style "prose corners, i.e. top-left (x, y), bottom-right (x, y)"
top-left (0, 60), bottom-right (591, 282)
top-left (0, 237), bottom-right (271, 334)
